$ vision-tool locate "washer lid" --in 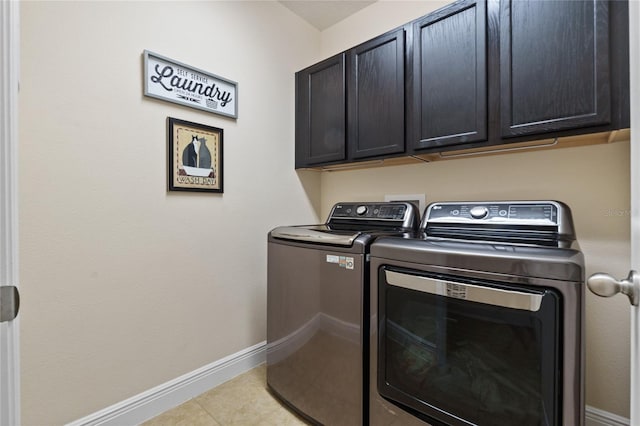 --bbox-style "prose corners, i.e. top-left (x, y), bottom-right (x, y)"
top-left (270, 225), bottom-right (361, 246)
